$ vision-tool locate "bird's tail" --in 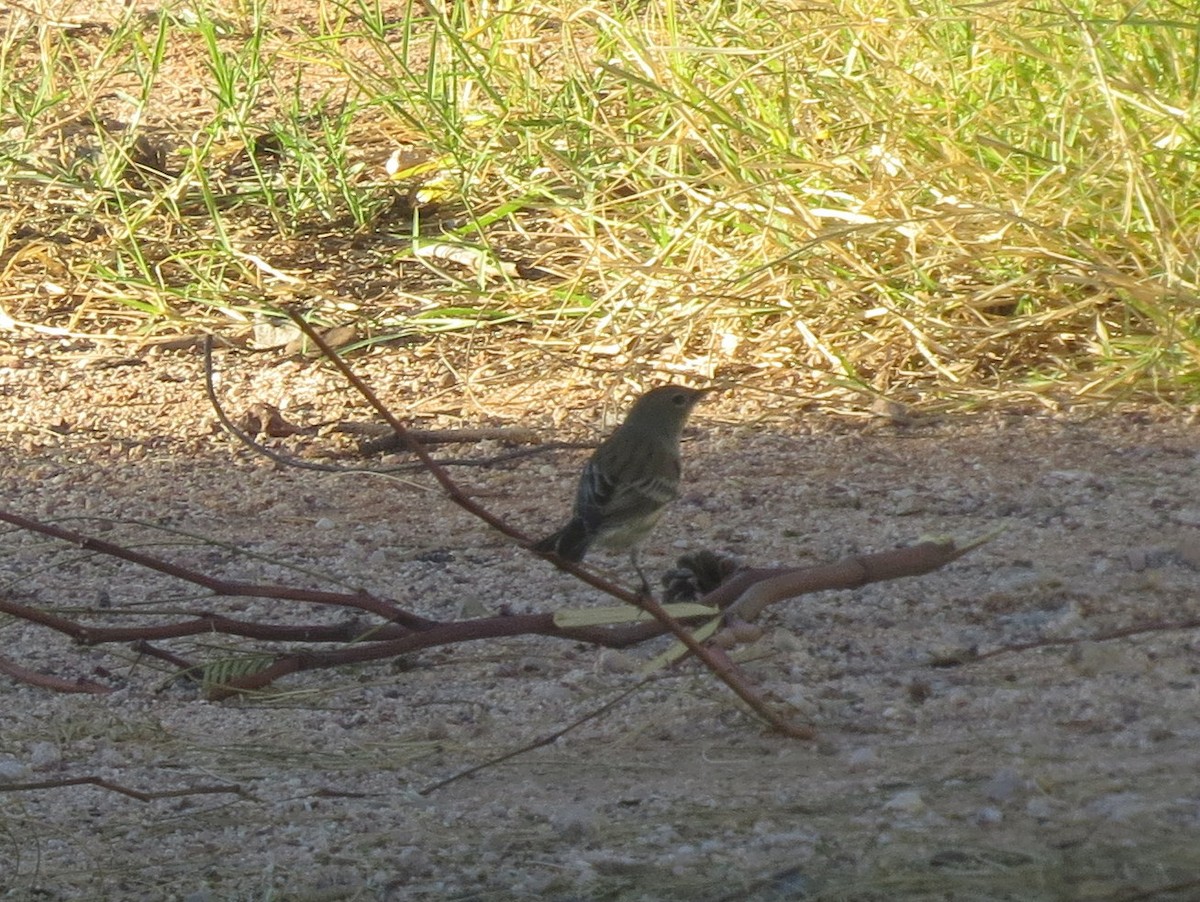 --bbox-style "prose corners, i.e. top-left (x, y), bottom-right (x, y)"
top-left (532, 519), bottom-right (590, 562)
